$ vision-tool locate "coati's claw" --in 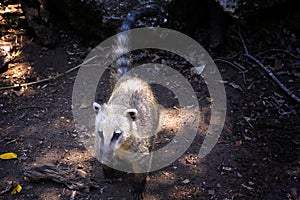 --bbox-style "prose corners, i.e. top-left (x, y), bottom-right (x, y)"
top-left (132, 190), bottom-right (144, 200)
